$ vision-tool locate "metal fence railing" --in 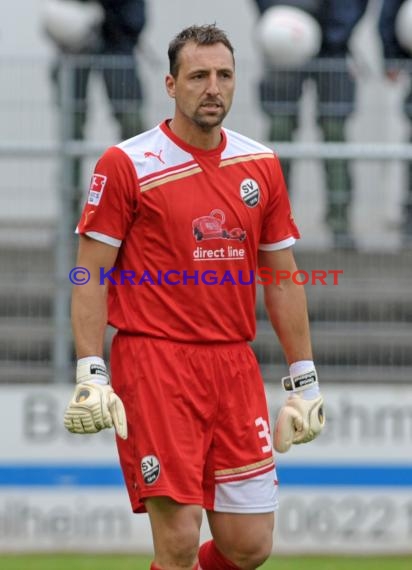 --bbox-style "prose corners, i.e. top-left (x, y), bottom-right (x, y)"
top-left (0, 56), bottom-right (411, 385)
